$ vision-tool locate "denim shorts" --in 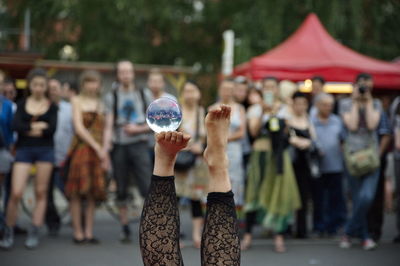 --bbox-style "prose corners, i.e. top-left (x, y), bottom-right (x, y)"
top-left (15, 146), bottom-right (55, 164)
